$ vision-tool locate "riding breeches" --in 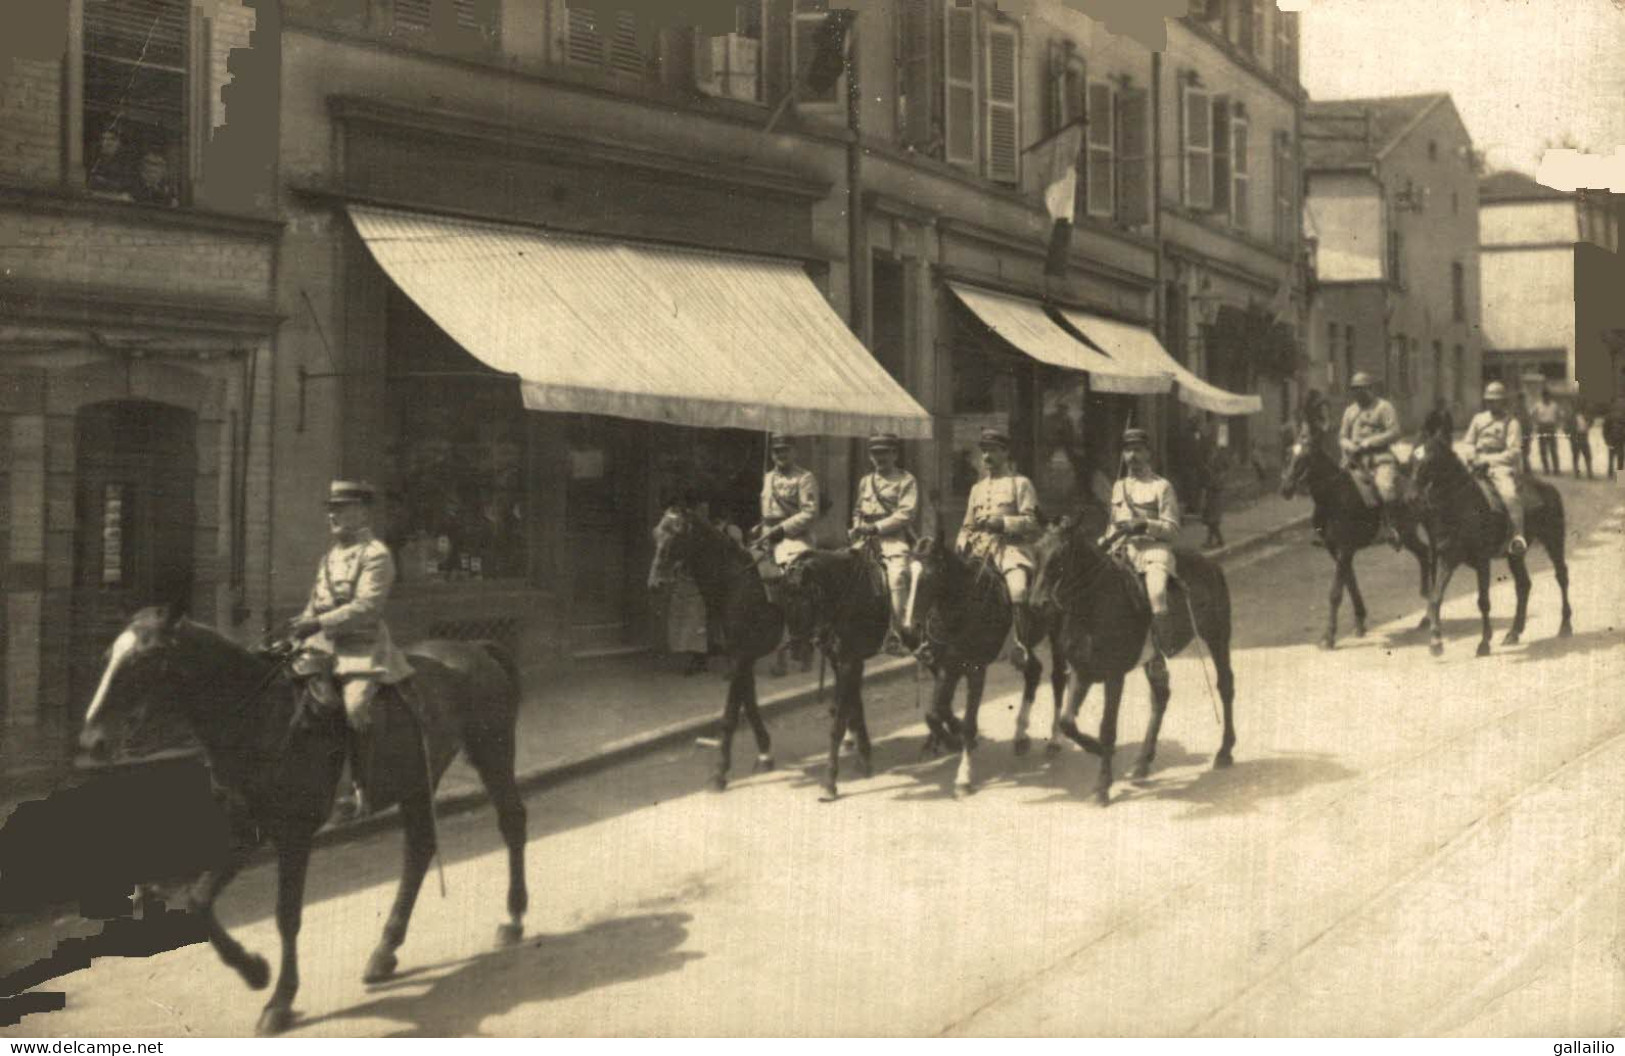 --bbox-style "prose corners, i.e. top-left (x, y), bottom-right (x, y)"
top-left (1486, 465), bottom-right (1525, 536)
top-left (342, 677), bottom-right (380, 732)
top-left (772, 536), bottom-right (813, 566)
top-left (1125, 543), bottom-right (1176, 616)
top-left (1372, 461), bottom-right (1400, 503)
